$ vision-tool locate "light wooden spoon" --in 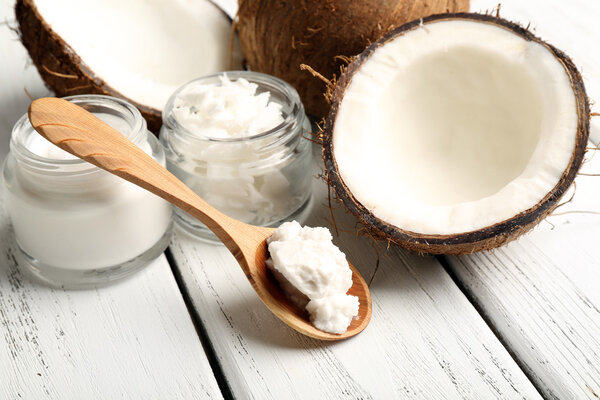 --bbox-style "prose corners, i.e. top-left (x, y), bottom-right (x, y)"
top-left (28, 97), bottom-right (371, 340)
